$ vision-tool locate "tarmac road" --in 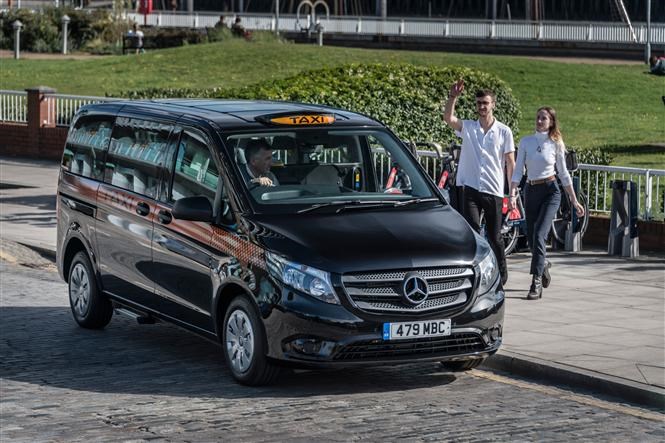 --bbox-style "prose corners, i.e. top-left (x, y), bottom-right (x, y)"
top-left (1, 262), bottom-right (663, 442)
